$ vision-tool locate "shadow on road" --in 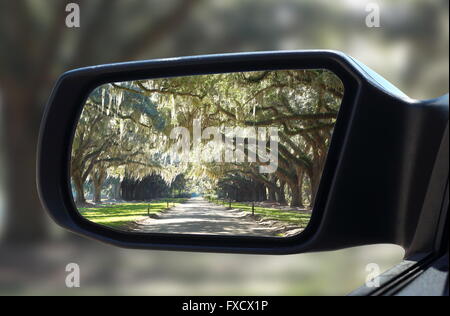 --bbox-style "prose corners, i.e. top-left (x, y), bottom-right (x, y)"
top-left (132, 197), bottom-right (280, 236)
